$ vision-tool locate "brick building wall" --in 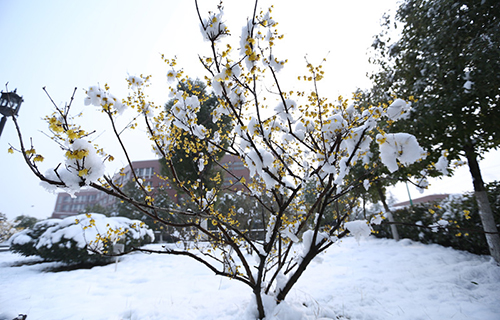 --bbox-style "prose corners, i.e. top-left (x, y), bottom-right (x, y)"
top-left (51, 155), bottom-right (249, 218)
